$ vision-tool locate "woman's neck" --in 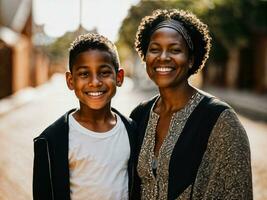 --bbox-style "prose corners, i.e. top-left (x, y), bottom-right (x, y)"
top-left (156, 84), bottom-right (196, 113)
